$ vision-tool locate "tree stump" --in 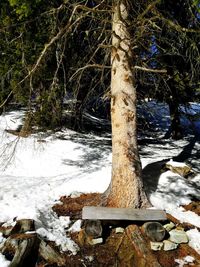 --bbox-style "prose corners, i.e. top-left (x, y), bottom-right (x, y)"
top-left (10, 219), bottom-right (35, 235)
top-left (0, 218), bottom-right (68, 266)
top-left (39, 240), bottom-right (65, 266)
top-left (3, 233), bottom-right (39, 267)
